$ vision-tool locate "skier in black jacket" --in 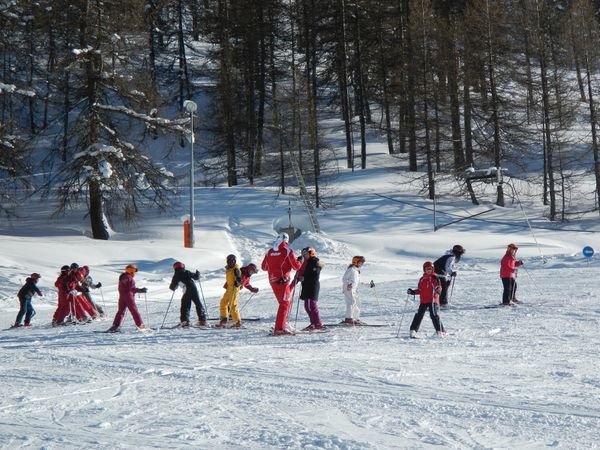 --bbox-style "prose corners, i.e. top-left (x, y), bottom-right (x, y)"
top-left (299, 247), bottom-right (325, 331)
top-left (13, 273), bottom-right (43, 327)
top-left (169, 262), bottom-right (207, 327)
top-left (433, 245), bottom-right (465, 307)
